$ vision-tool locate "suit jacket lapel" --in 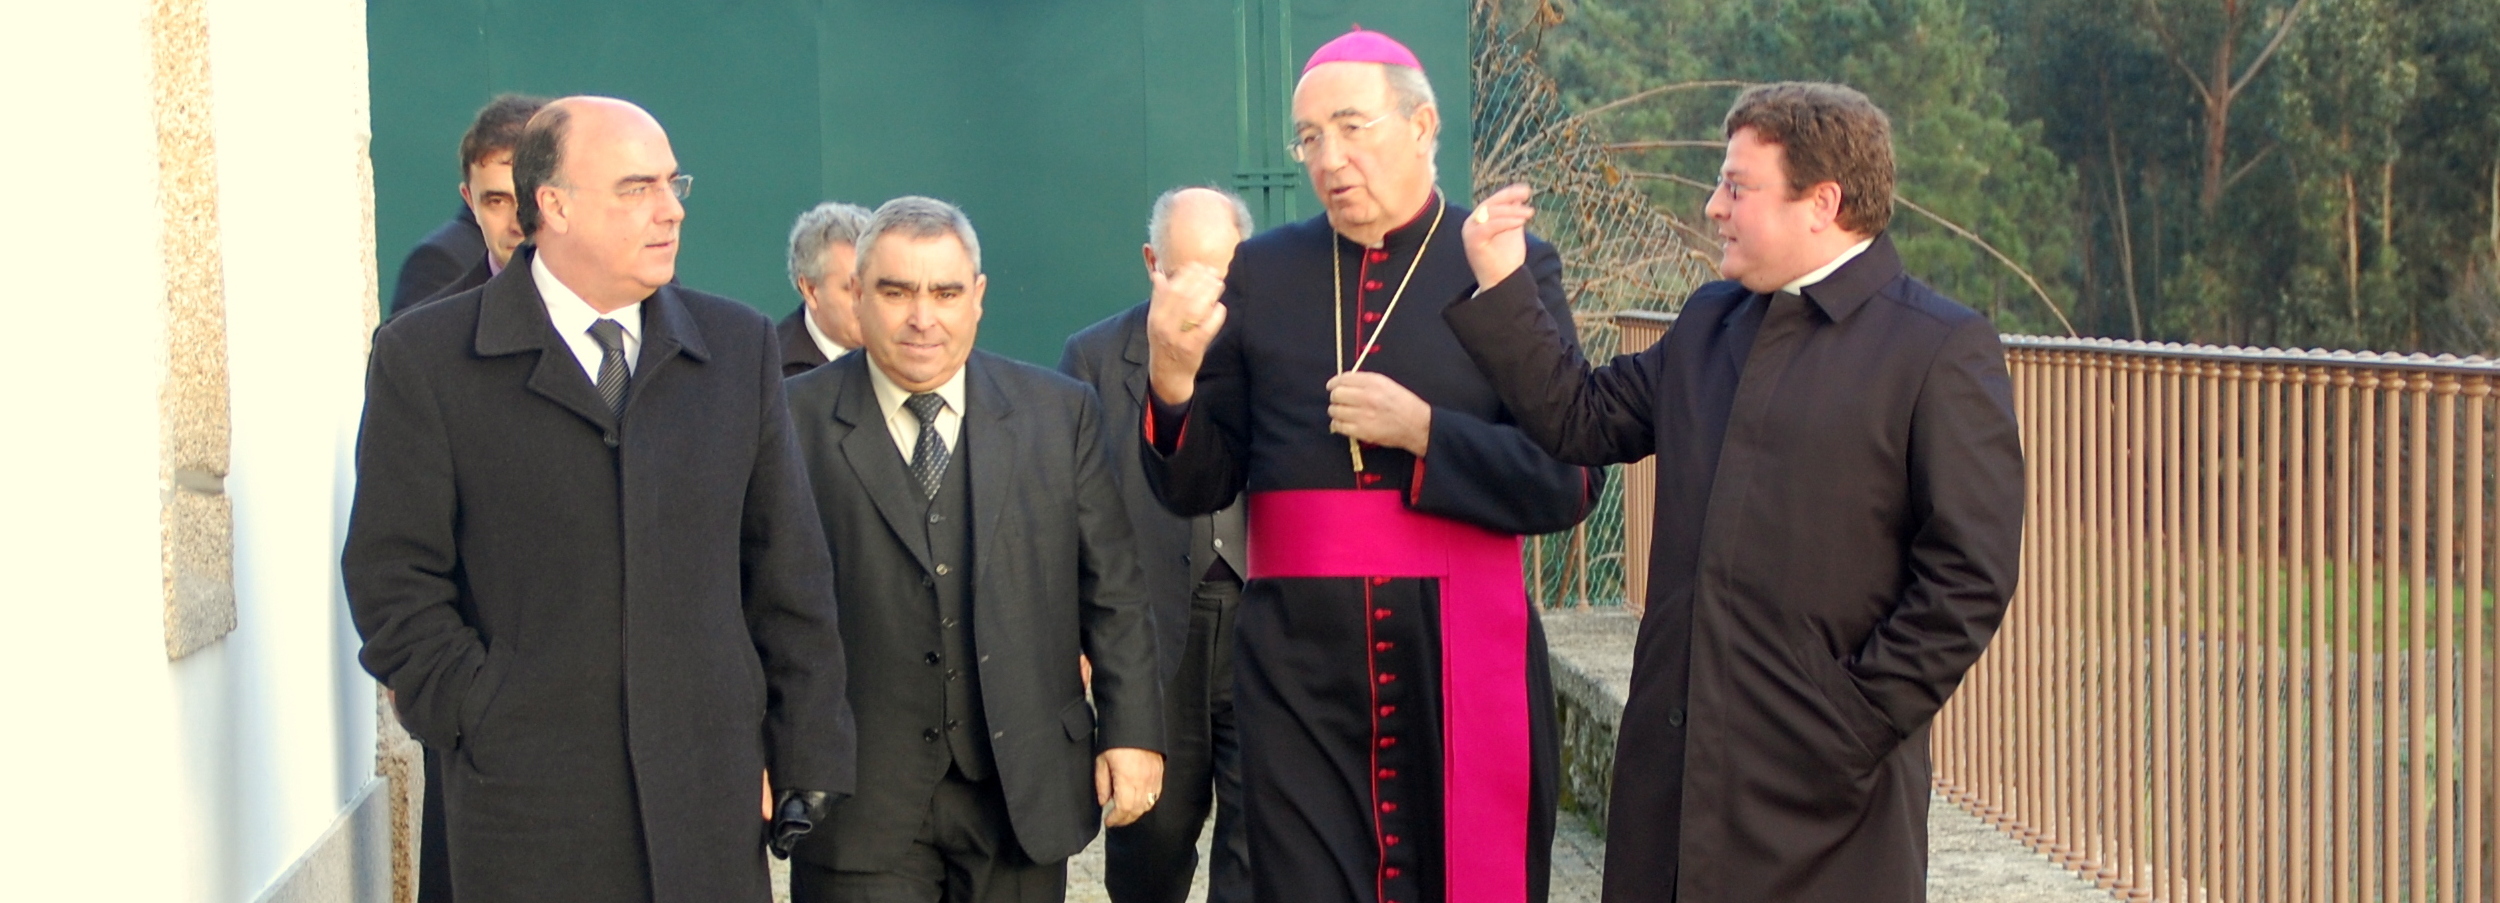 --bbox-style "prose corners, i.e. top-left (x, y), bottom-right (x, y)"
top-left (831, 357), bottom-right (937, 574)
top-left (1119, 309), bottom-right (1150, 407)
top-left (963, 353), bottom-right (1017, 580)
top-left (474, 247), bottom-right (615, 436)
